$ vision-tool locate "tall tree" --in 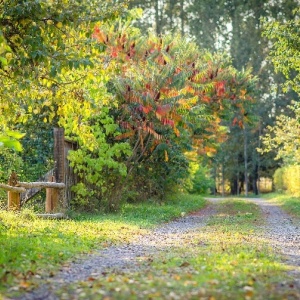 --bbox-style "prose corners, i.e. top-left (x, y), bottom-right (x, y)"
top-left (260, 8), bottom-right (300, 166)
top-left (0, 0), bottom-right (129, 190)
top-left (128, 0), bottom-right (299, 194)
